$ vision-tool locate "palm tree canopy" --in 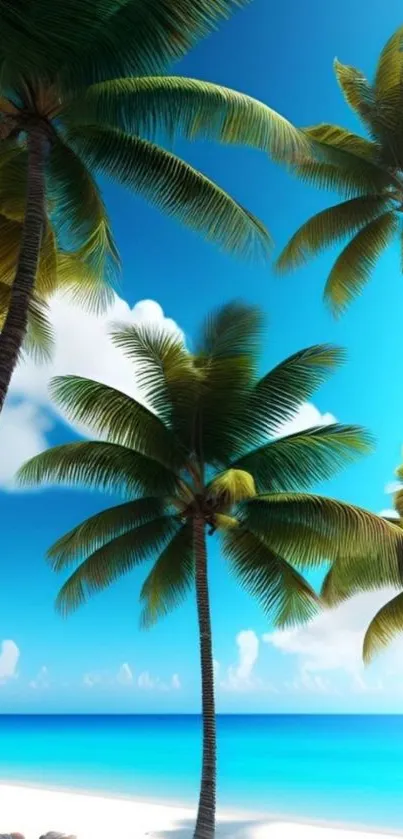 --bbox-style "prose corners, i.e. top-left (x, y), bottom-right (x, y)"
top-left (0, 0), bottom-right (308, 280)
top-left (276, 27), bottom-right (403, 314)
top-left (321, 466), bottom-right (403, 663)
top-left (17, 301), bottom-right (403, 630)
